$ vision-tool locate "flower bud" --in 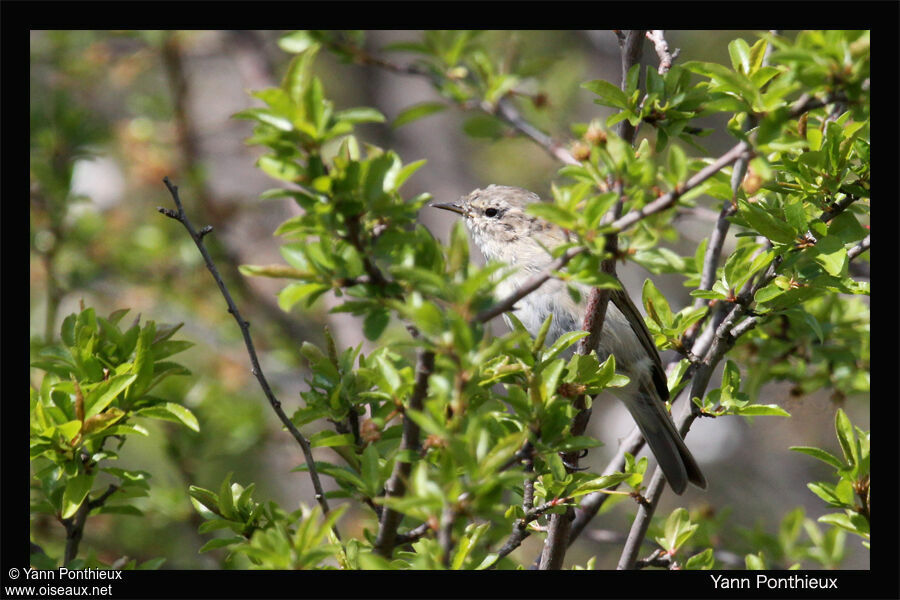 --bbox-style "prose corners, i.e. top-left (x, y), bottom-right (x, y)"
top-left (571, 141), bottom-right (592, 162)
